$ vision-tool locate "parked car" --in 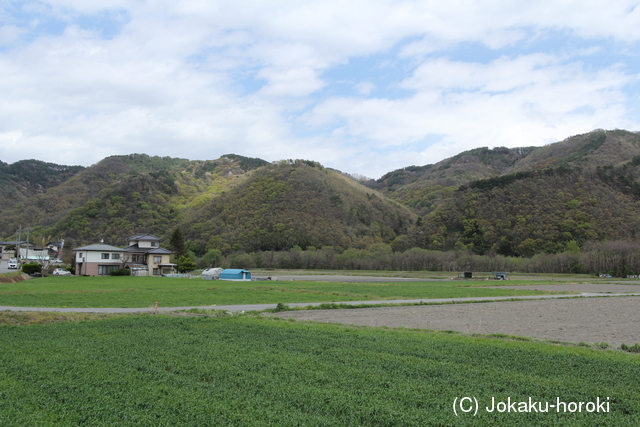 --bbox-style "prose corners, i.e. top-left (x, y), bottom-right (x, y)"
top-left (8, 259), bottom-right (18, 269)
top-left (52, 268), bottom-right (71, 276)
